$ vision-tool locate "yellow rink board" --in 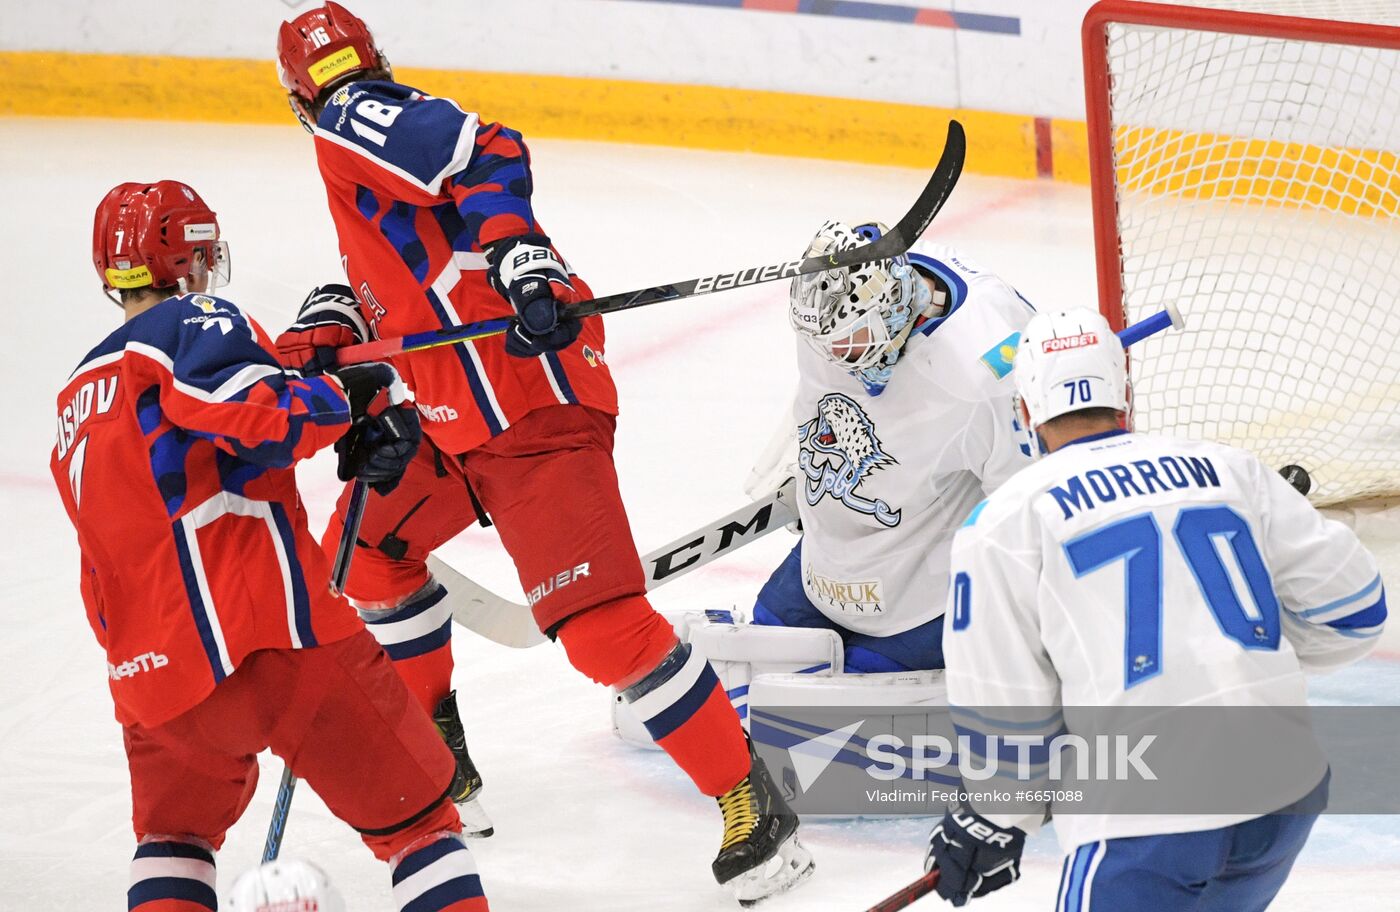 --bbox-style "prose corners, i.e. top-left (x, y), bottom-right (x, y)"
top-left (4, 49), bottom-right (1395, 212)
top-left (0, 50), bottom-right (1074, 181)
